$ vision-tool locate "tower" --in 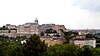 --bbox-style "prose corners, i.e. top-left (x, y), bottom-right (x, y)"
top-left (34, 18), bottom-right (38, 24)
top-left (34, 18), bottom-right (39, 34)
